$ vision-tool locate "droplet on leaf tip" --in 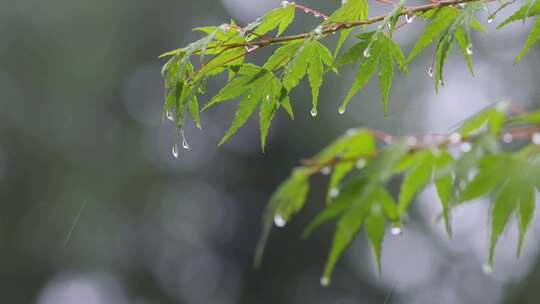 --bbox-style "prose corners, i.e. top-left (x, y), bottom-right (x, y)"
top-left (390, 225), bottom-right (403, 236)
top-left (274, 214), bottom-right (287, 227)
top-left (338, 107), bottom-right (346, 115)
top-left (466, 43), bottom-right (474, 56)
top-left (310, 108), bottom-right (318, 117)
top-left (363, 47), bottom-right (371, 58)
top-left (320, 276), bottom-right (330, 287)
top-left (482, 263), bottom-right (493, 275)
top-left (181, 130), bottom-right (190, 150)
top-left (172, 144), bottom-right (179, 158)
top-left (280, 1), bottom-right (290, 8)
top-left (487, 17), bottom-right (494, 23)
top-left (166, 111), bottom-right (174, 122)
